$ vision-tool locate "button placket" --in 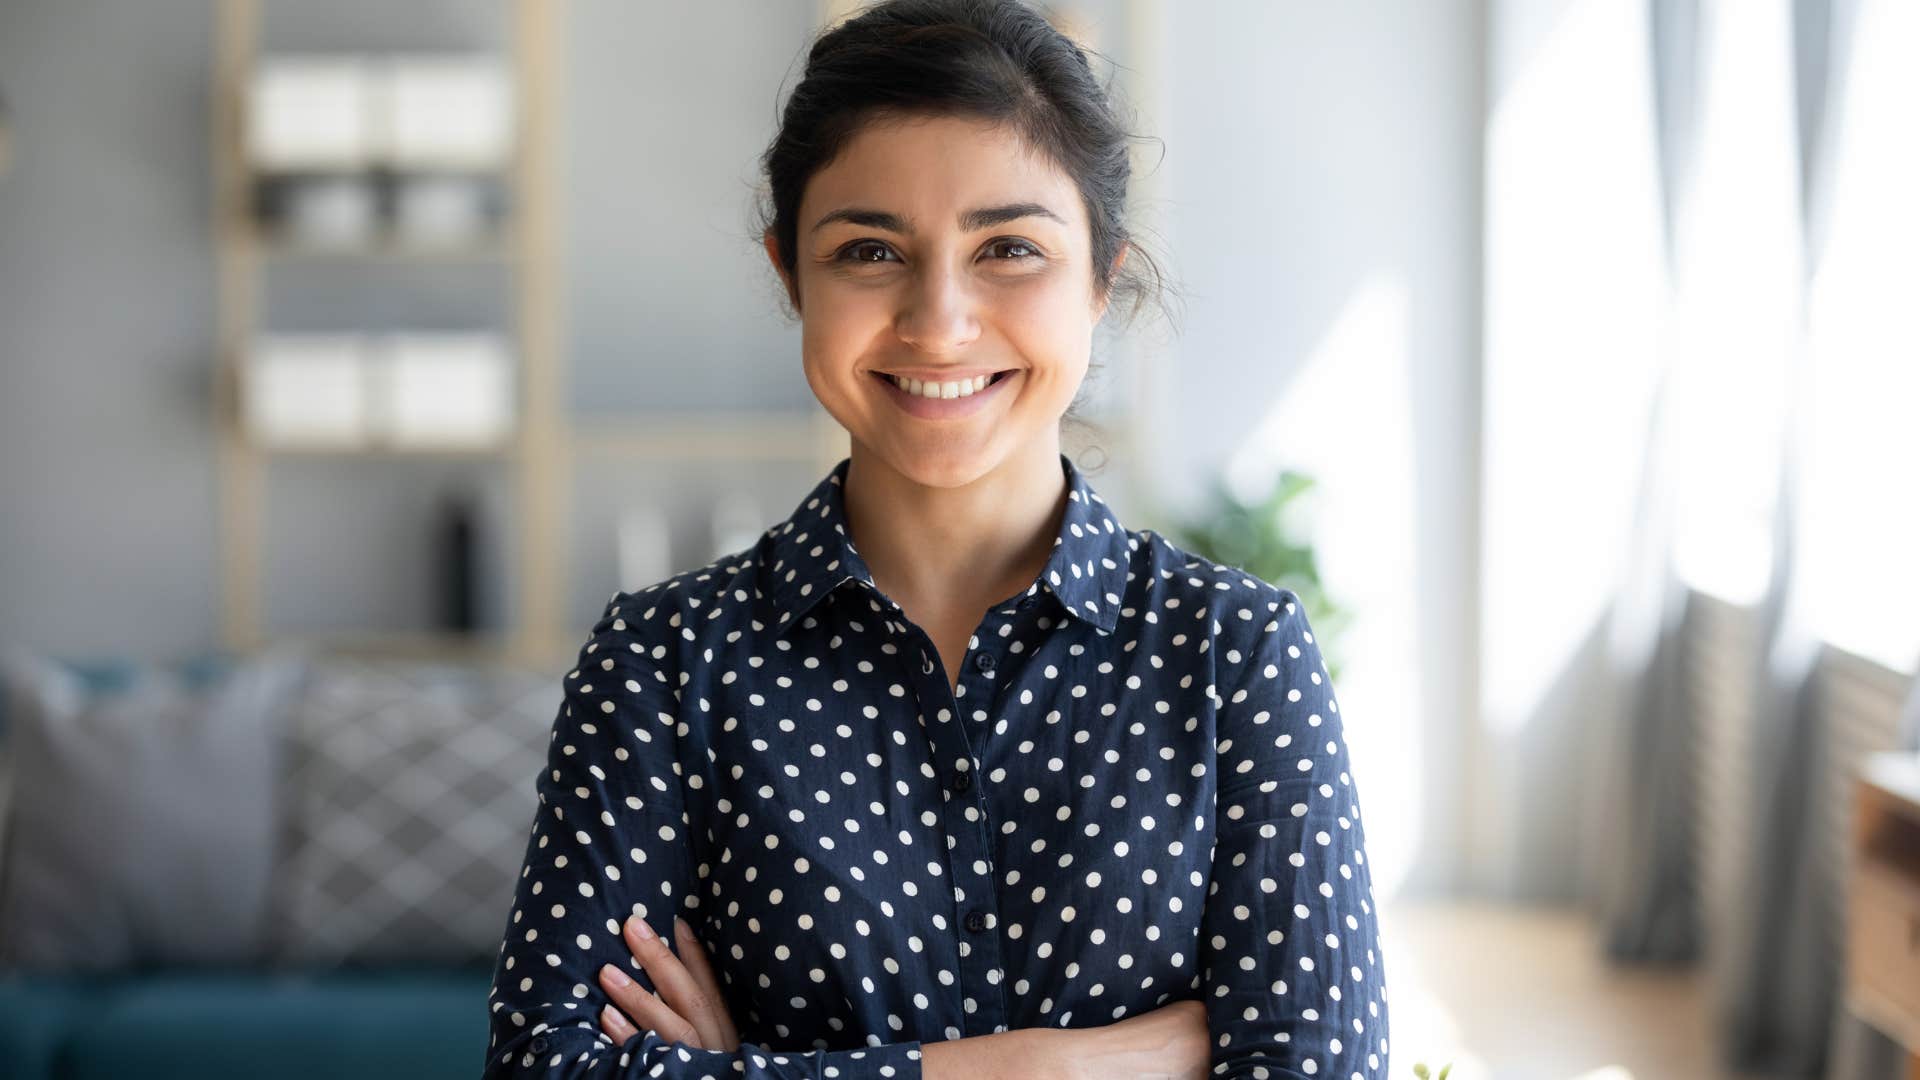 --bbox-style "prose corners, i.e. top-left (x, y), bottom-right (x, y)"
top-left (903, 619), bottom-right (1009, 1037)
